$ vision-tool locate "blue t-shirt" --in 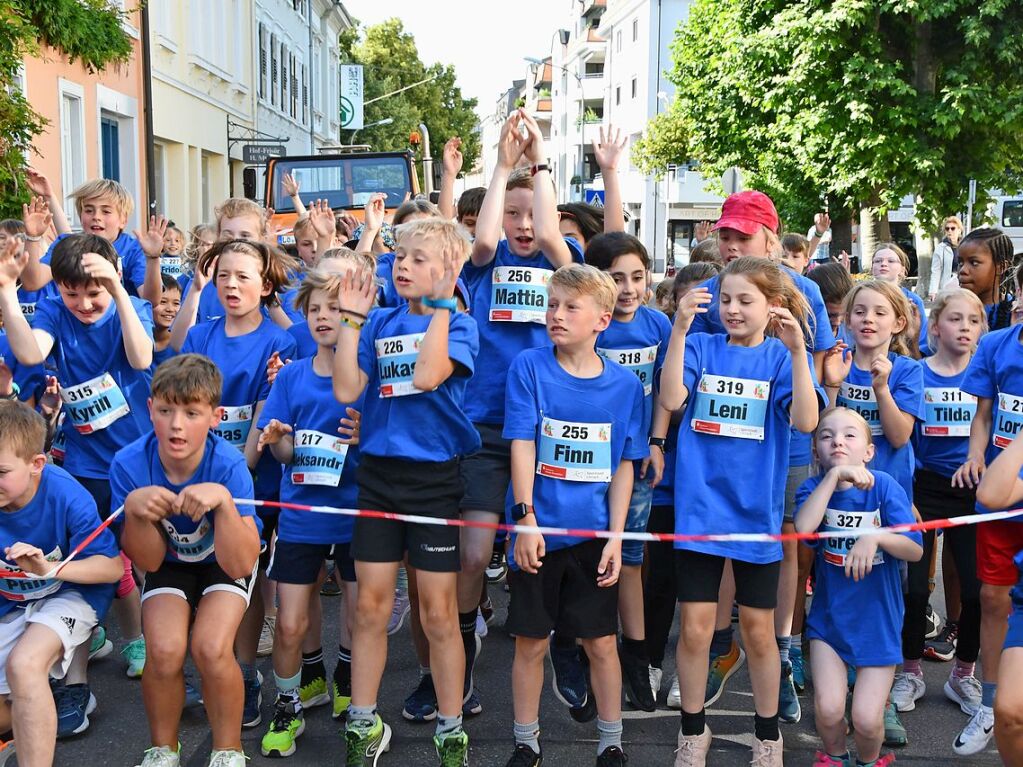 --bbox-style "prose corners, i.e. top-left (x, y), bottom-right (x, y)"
top-left (835, 353), bottom-right (924, 501)
top-left (375, 252), bottom-right (399, 308)
top-left (287, 322), bottom-right (317, 360)
top-left (17, 283), bottom-right (57, 326)
top-left (0, 465), bottom-right (118, 620)
top-left (672, 333), bottom-right (824, 563)
top-left (152, 343), bottom-right (177, 369)
top-left (914, 362), bottom-right (975, 478)
top-left (33, 295), bottom-right (154, 480)
top-left (596, 305), bottom-right (673, 436)
top-left (962, 326), bottom-right (1023, 517)
top-left (279, 268), bottom-right (307, 323)
top-left (257, 358), bottom-right (362, 544)
top-left (902, 287), bottom-right (930, 357)
top-left (109, 432), bottom-right (258, 564)
top-left (43, 232), bottom-right (147, 296)
top-left (798, 471), bottom-right (920, 666)
top-left (503, 347), bottom-right (647, 562)
top-left (357, 305), bottom-right (480, 461)
top-left (0, 333), bottom-right (46, 403)
top-left (182, 317), bottom-right (298, 499)
top-left (460, 238), bottom-right (584, 424)
top-left (651, 425), bottom-right (679, 507)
